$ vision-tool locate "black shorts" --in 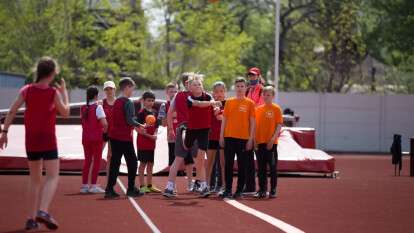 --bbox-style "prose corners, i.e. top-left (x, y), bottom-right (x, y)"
top-left (26, 150), bottom-right (58, 161)
top-left (184, 128), bottom-right (209, 151)
top-left (208, 140), bottom-right (222, 150)
top-left (138, 150), bottom-right (154, 163)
